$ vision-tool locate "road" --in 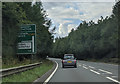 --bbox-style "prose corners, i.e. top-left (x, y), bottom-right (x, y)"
top-left (47, 58), bottom-right (119, 84)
